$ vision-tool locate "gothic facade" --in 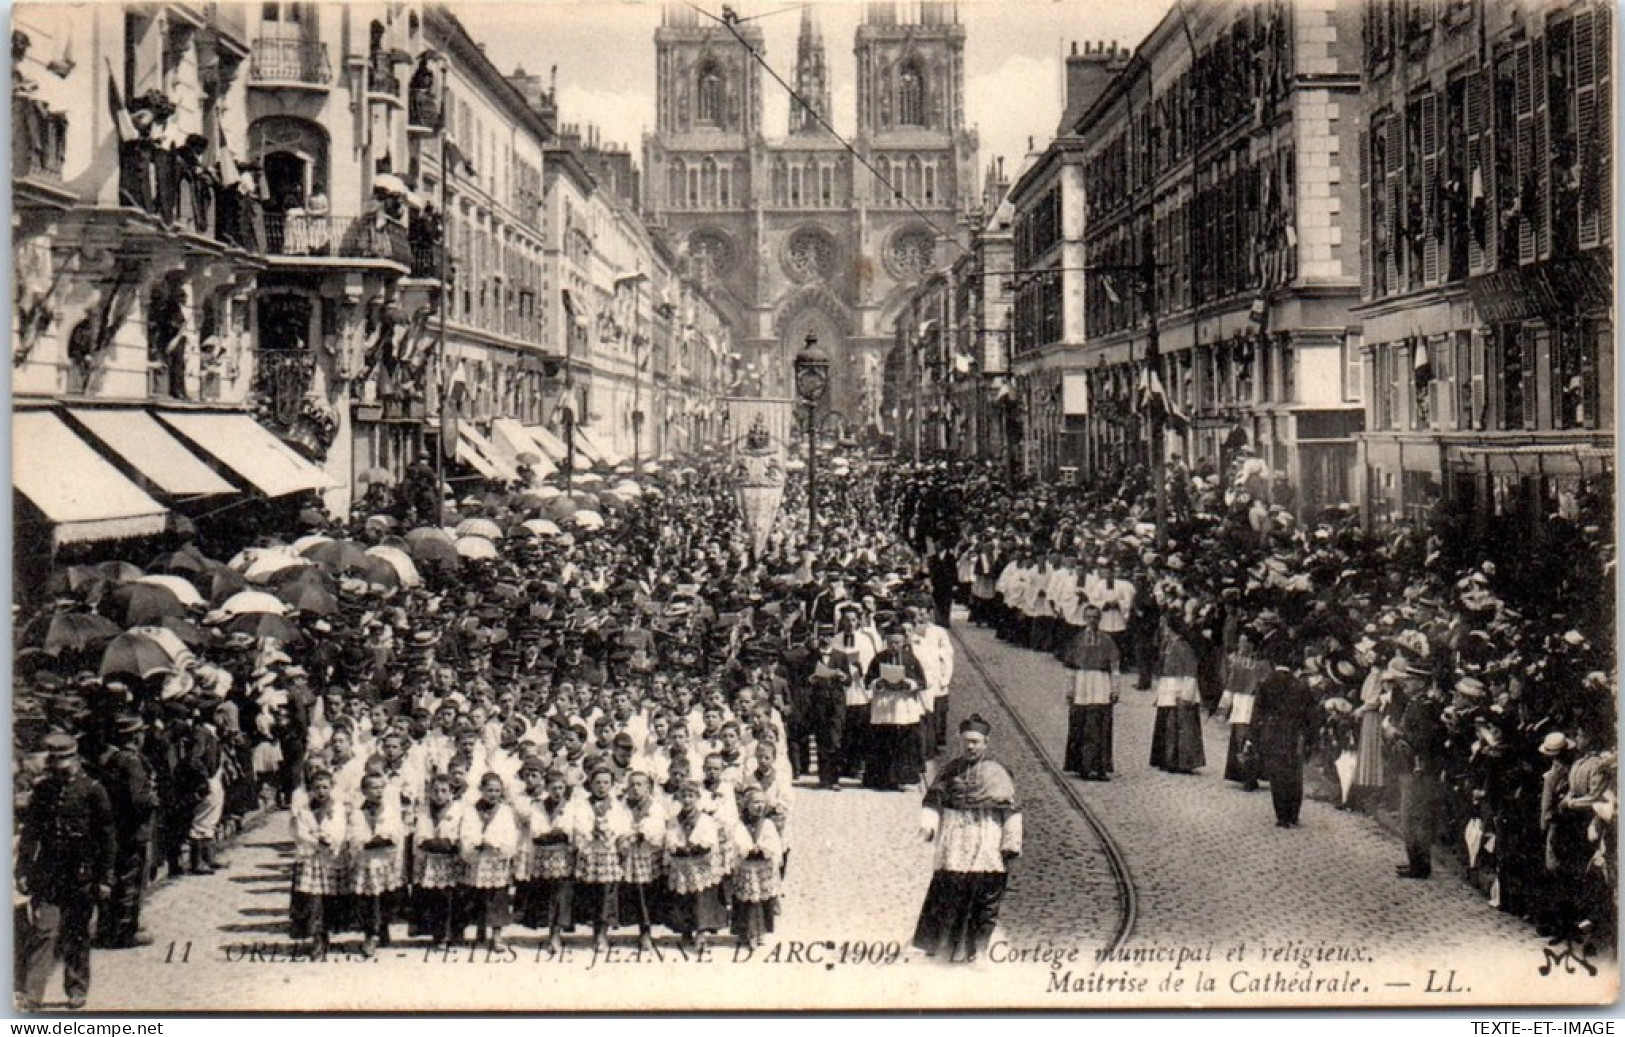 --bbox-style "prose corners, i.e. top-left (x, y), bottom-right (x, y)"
top-left (643, 1), bottom-right (977, 427)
